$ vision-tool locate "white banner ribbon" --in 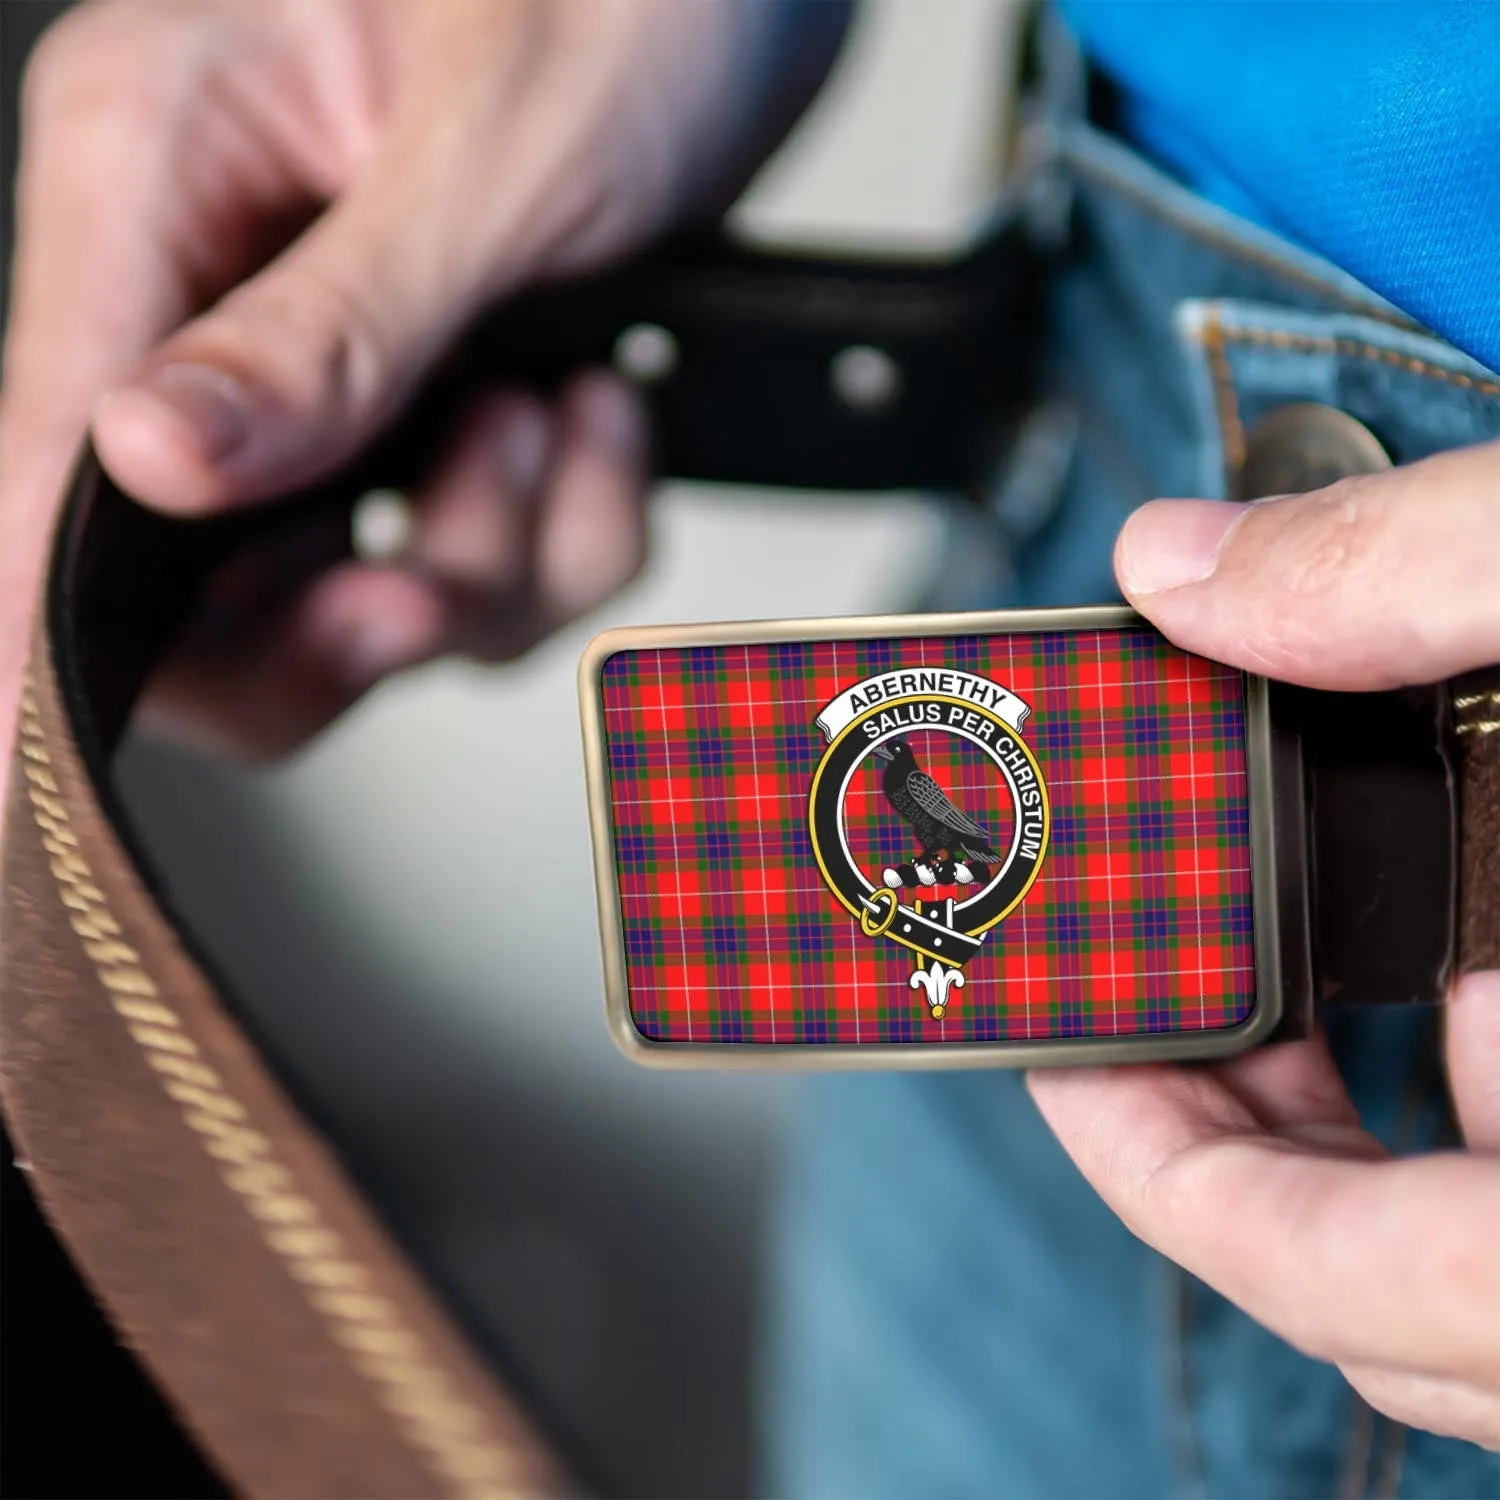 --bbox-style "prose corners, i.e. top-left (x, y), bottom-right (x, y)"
top-left (816, 668), bottom-right (1031, 743)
